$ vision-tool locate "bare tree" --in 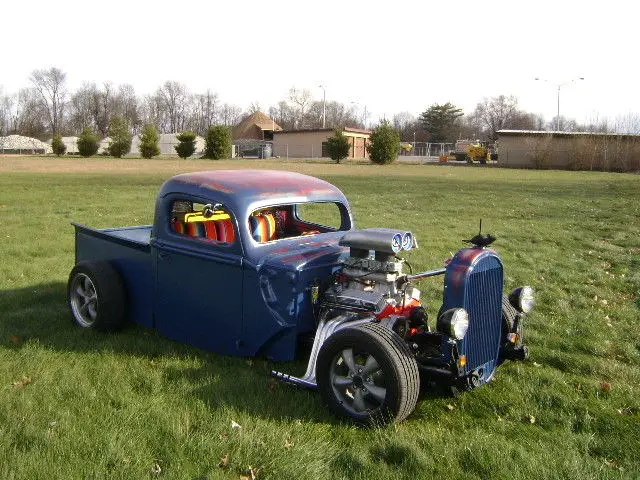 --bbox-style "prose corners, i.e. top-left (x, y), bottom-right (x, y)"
top-left (578, 113), bottom-right (609, 134)
top-left (268, 101), bottom-right (295, 129)
top-left (138, 93), bottom-right (158, 132)
top-left (288, 87), bottom-right (313, 128)
top-left (68, 82), bottom-right (97, 134)
top-left (612, 113), bottom-right (640, 134)
top-left (220, 103), bottom-right (242, 127)
top-left (113, 84), bottom-right (140, 133)
top-left (192, 90), bottom-right (219, 134)
top-left (0, 88), bottom-right (13, 135)
top-left (473, 95), bottom-right (521, 141)
top-left (248, 101), bottom-right (262, 114)
top-left (157, 81), bottom-right (188, 133)
top-left (30, 67), bottom-right (68, 136)
top-left (70, 82), bottom-right (114, 137)
top-left (14, 88), bottom-right (47, 138)
top-left (306, 100), bottom-right (360, 129)
top-left (548, 115), bottom-right (580, 133)
top-left (392, 112), bottom-right (418, 140)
